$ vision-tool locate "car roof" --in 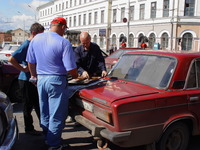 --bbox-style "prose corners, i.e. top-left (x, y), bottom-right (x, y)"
top-left (126, 50), bottom-right (200, 59)
top-left (118, 47), bottom-right (143, 50)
